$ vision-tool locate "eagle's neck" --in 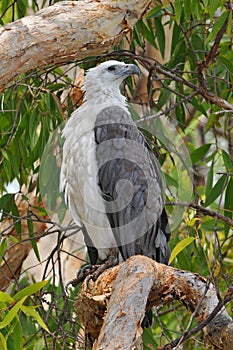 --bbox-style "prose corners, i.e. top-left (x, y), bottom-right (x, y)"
top-left (83, 82), bottom-right (126, 105)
